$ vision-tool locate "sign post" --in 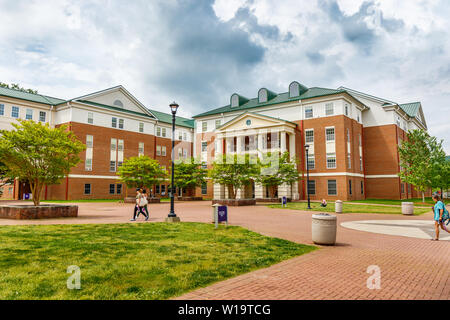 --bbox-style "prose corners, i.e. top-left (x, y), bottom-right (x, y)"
top-left (213, 205), bottom-right (228, 229)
